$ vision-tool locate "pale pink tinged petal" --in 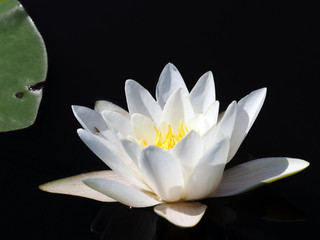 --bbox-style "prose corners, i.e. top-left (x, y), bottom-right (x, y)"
top-left (39, 170), bottom-right (130, 202)
top-left (131, 113), bottom-right (156, 145)
top-left (186, 114), bottom-right (210, 134)
top-left (156, 63), bottom-right (188, 108)
top-left (214, 157), bottom-right (309, 197)
top-left (160, 88), bottom-right (195, 132)
top-left (77, 129), bottom-right (146, 189)
top-left (228, 88), bottom-right (267, 162)
top-left (202, 101), bottom-right (236, 150)
top-left (72, 105), bottom-right (108, 134)
top-left (138, 146), bottom-right (185, 202)
top-left (203, 101), bottom-right (220, 128)
top-left (154, 202), bottom-right (207, 228)
top-left (94, 100), bottom-right (130, 118)
top-left (101, 110), bottom-right (134, 137)
top-left (185, 138), bottom-right (230, 200)
top-left (189, 71), bottom-right (215, 113)
top-left (125, 80), bottom-right (162, 124)
top-left (83, 178), bottom-right (162, 207)
top-left (170, 131), bottom-right (204, 180)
